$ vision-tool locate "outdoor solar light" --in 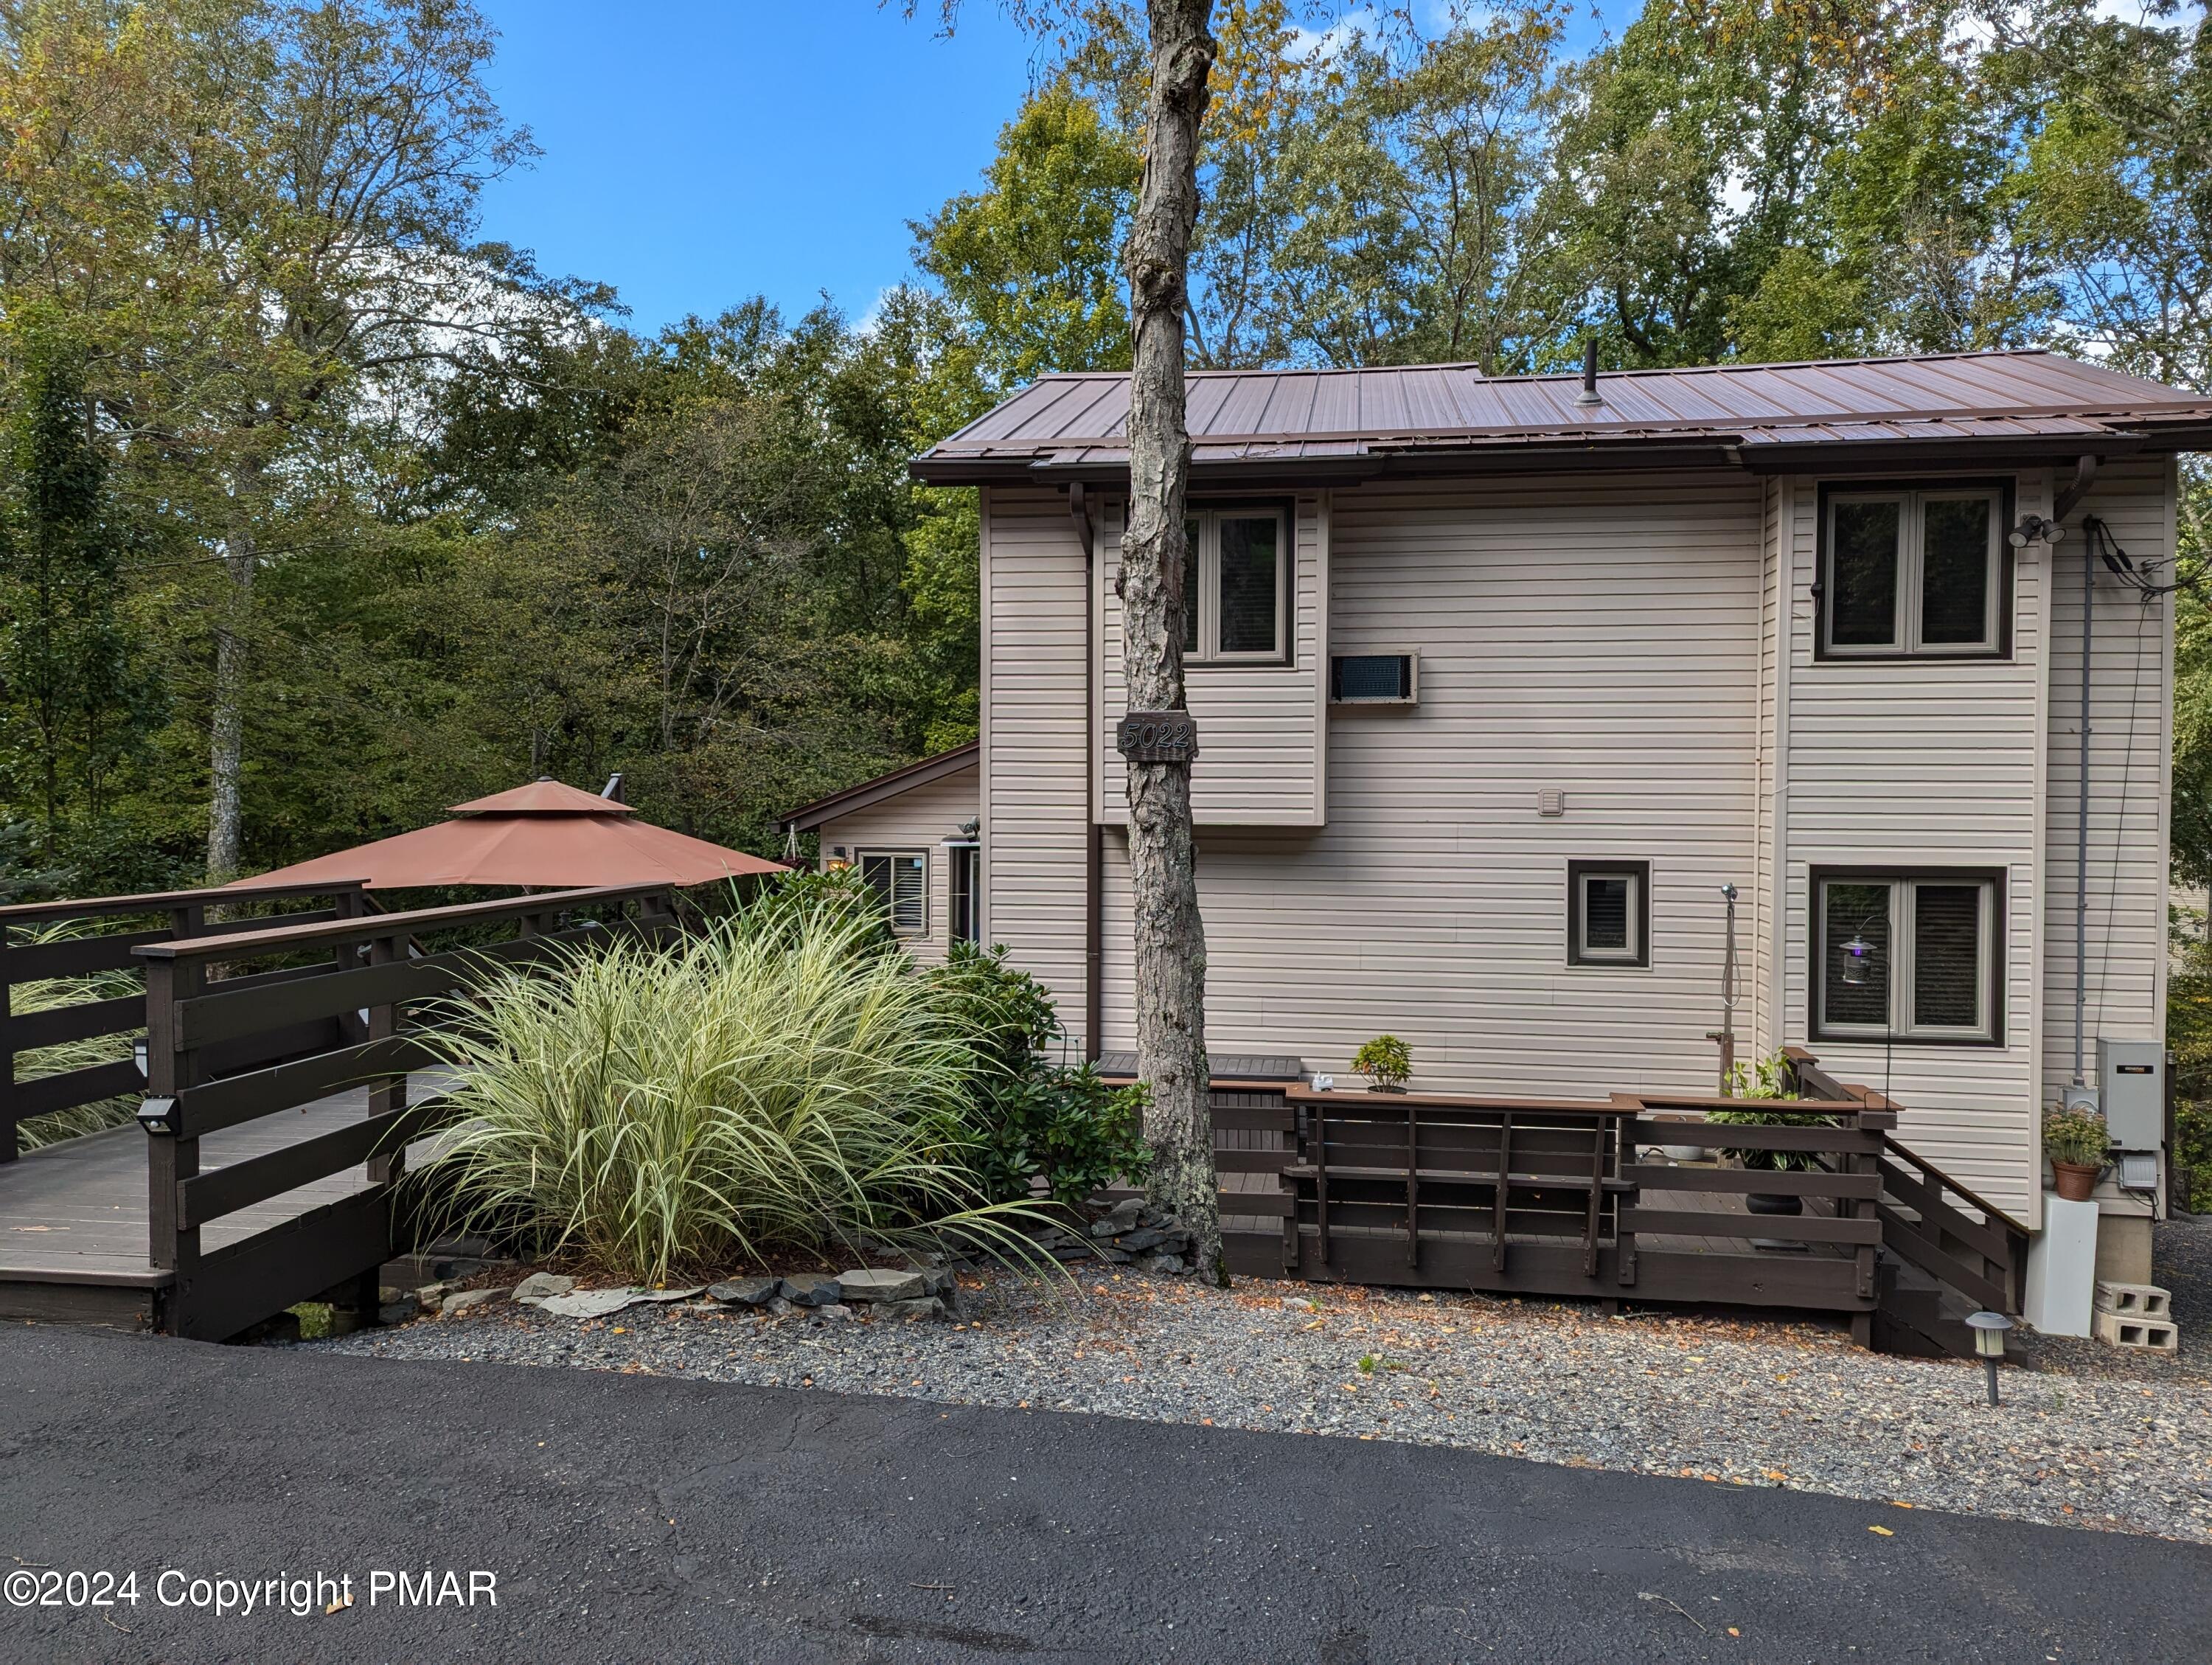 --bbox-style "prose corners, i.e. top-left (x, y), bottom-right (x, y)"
top-left (1840, 933), bottom-right (1874, 985)
top-left (1966, 1310), bottom-right (2014, 1405)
